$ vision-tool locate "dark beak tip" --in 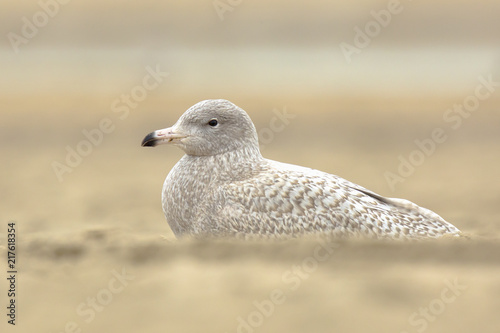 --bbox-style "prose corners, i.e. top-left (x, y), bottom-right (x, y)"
top-left (141, 141), bottom-right (156, 147)
top-left (141, 132), bottom-right (157, 147)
